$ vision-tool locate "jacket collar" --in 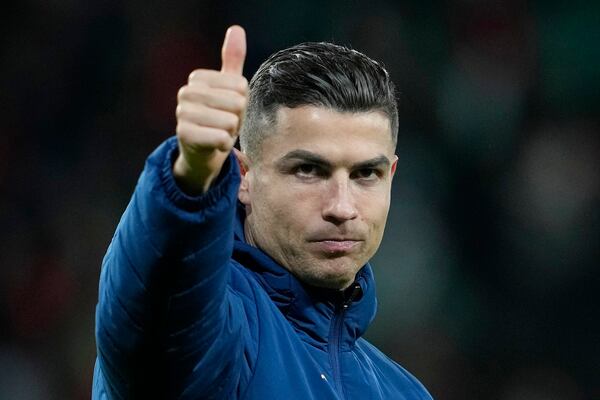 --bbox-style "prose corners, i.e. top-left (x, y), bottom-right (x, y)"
top-left (232, 202), bottom-right (378, 350)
